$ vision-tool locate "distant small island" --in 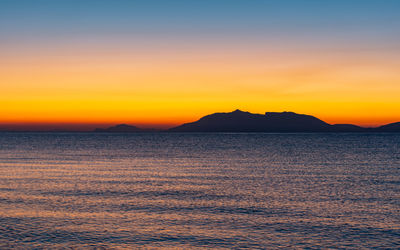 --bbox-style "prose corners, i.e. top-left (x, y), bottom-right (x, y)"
top-left (94, 124), bottom-right (158, 133)
top-left (94, 109), bottom-right (400, 133)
